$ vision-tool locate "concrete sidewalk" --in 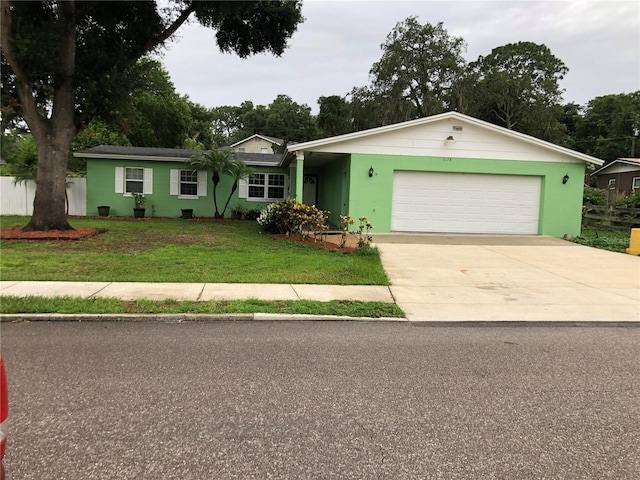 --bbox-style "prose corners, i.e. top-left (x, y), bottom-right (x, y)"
top-left (0, 281), bottom-right (394, 303)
